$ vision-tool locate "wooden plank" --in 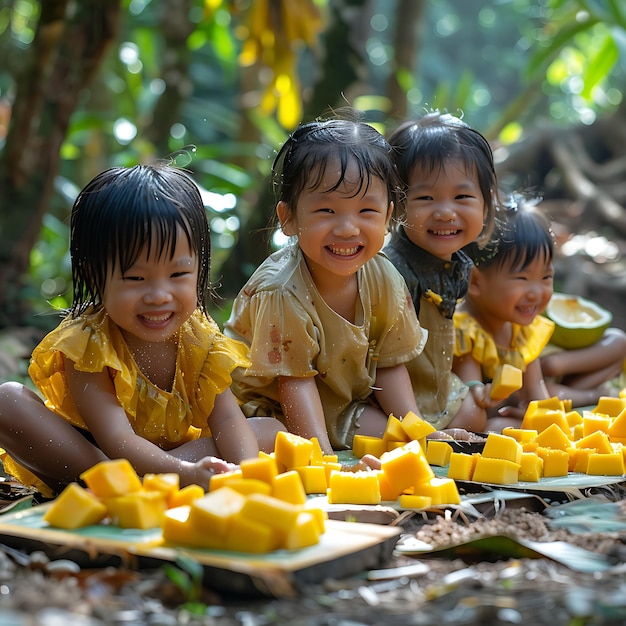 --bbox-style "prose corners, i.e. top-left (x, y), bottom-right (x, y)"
top-left (0, 504), bottom-right (402, 597)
